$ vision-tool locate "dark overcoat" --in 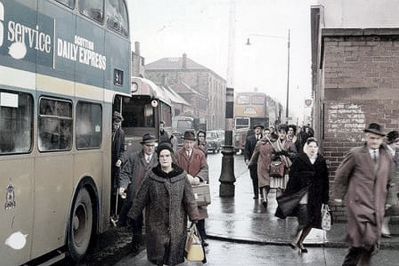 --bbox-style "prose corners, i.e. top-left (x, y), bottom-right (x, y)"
top-left (111, 127), bottom-right (125, 188)
top-left (333, 144), bottom-right (393, 249)
top-left (119, 151), bottom-right (158, 201)
top-left (244, 134), bottom-right (259, 162)
top-left (276, 152), bottom-right (329, 229)
top-left (128, 165), bottom-right (200, 266)
top-left (176, 147), bottom-right (209, 219)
